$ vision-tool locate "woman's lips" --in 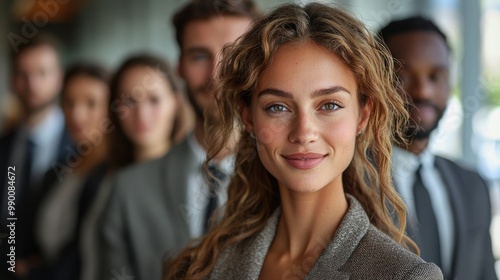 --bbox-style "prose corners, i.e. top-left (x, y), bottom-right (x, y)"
top-left (282, 153), bottom-right (327, 170)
